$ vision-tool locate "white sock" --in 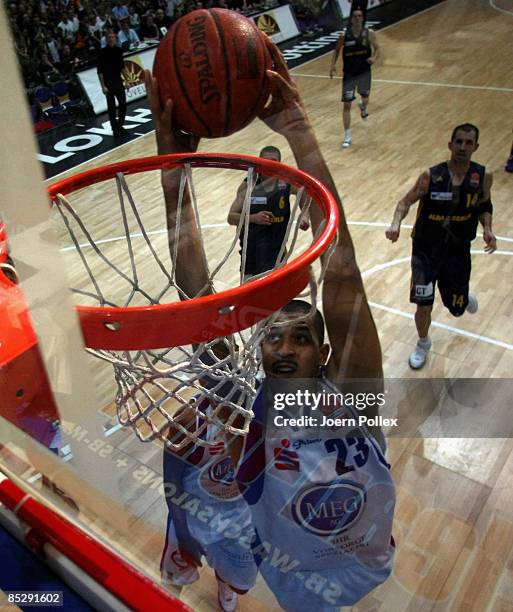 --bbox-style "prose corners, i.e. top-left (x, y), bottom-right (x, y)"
top-left (418, 336), bottom-right (430, 346)
top-left (345, 129), bottom-right (352, 138)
